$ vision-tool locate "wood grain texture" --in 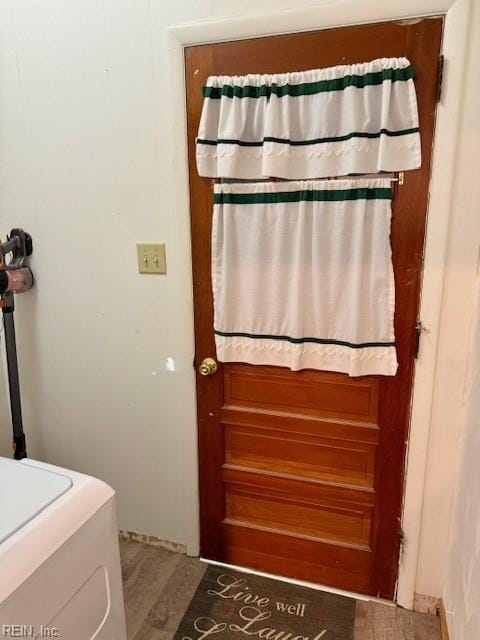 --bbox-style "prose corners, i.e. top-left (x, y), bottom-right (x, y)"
top-left (225, 483), bottom-right (372, 545)
top-left (224, 366), bottom-right (380, 422)
top-left (120, 539), bottom-right (207, 640)
top-left (438, 601), bottom-right (450, 640)
top-left (354, 601), bottom-right (441, 640)
top-left (121, 541), bottom-right (182, 639)
top-left (185, 18), bottom-right (444, 598)
top-left (225, 425), bottom-right (376, 486)
top-left (120, 540), bottom-right (441, 640)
